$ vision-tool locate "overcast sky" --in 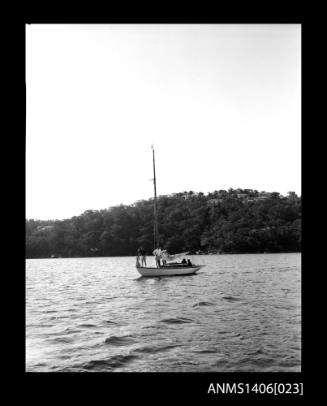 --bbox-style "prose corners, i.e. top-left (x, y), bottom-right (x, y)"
top-left (26, 24), bottom-right (301, 220)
